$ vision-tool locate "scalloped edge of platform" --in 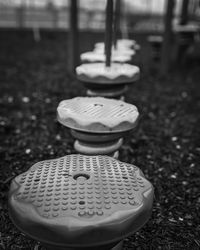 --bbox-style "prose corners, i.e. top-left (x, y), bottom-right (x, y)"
top-left (76, 63), bottom-right (140, 84)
